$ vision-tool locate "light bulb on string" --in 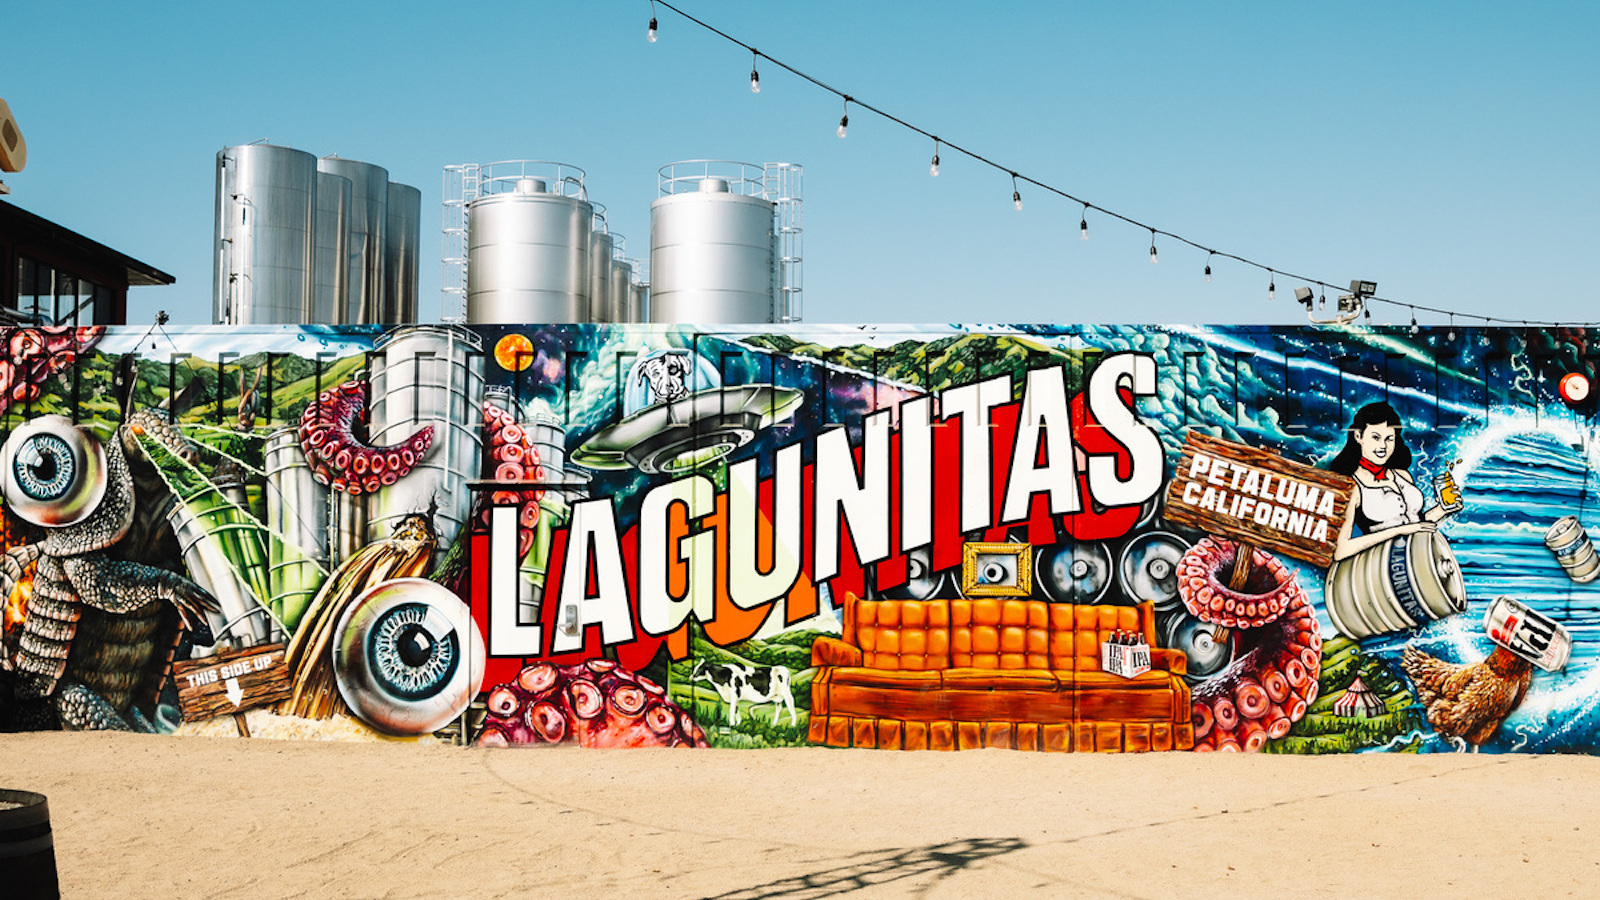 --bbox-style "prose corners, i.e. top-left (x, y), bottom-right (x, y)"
top-left (1267, 271), bottom-right (1275, 301)
top-left (1448, 314), bottom-right (1455, 341)
top-left (1204, 252), bottom-right (1213, 283)
top-left (1149, 230), bottom-right (1158, 264)
top-left (750, 51), bottom-right (760, 92)
top-left (647, 12), bottom-right (657, 42)
top-left (1410, 308), bottom-right (1419, 336)
top-left (837, 97), bottom-right (849, 138)
top-left (929, 138), bottom-right (940, 177)
top-left (1318, 292), bottom-right (1326, 310)
top-left (1012, 173), bottom-right (1022, 211)
top-left (1079, 205), bottom-right (1089, 240)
